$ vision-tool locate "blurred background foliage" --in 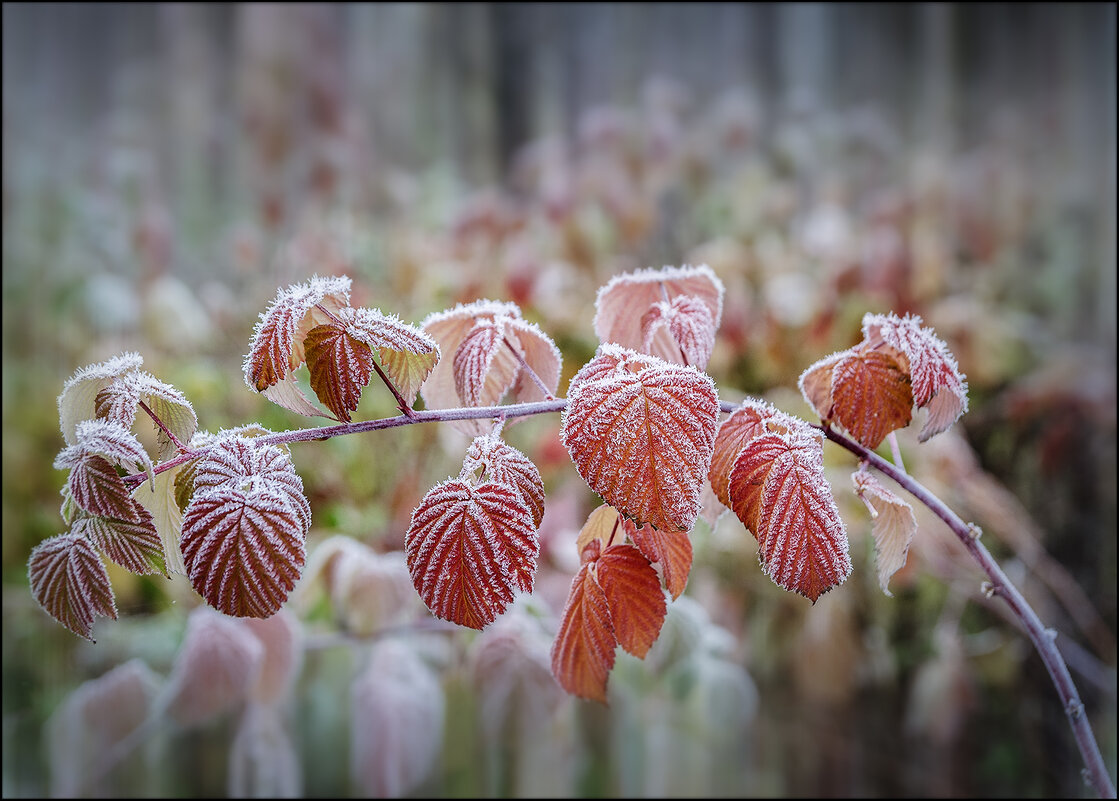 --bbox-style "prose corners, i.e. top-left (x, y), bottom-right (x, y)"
top-left (2, 3), bottom-right (1115, 797)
